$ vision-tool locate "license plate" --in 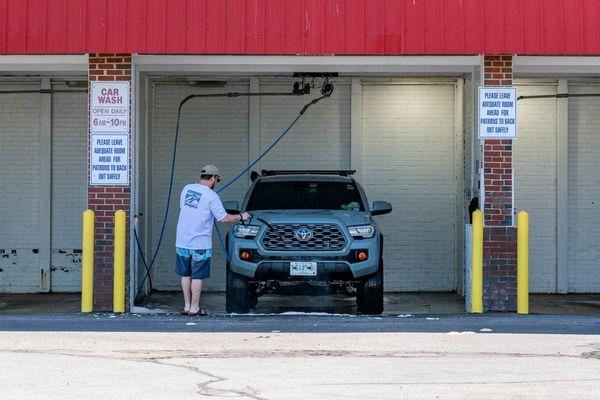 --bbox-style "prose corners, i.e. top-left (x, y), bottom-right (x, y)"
top-left (290, 261), bottom-right (317, 276)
